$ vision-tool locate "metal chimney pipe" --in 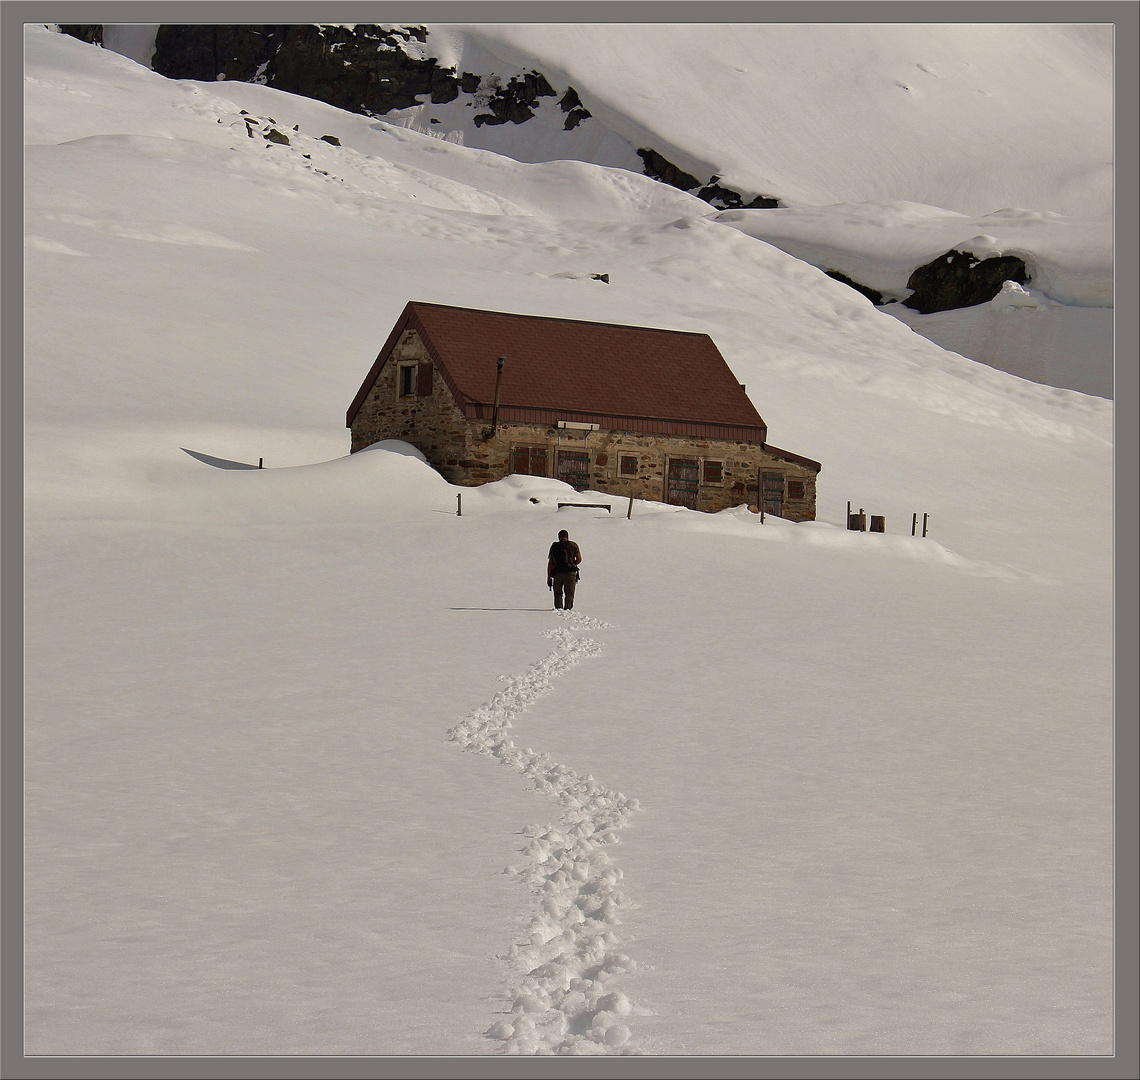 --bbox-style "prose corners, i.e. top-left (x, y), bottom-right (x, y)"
top-left (489, 355), bottom-right (505, 435)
